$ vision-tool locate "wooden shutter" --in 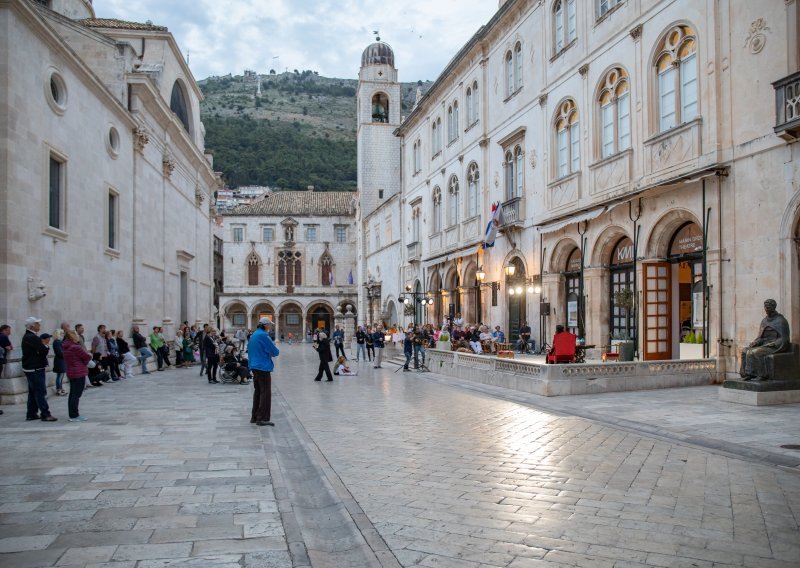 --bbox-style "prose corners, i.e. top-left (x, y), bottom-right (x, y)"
top-left (643, 262), bottom-right (671, 360)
